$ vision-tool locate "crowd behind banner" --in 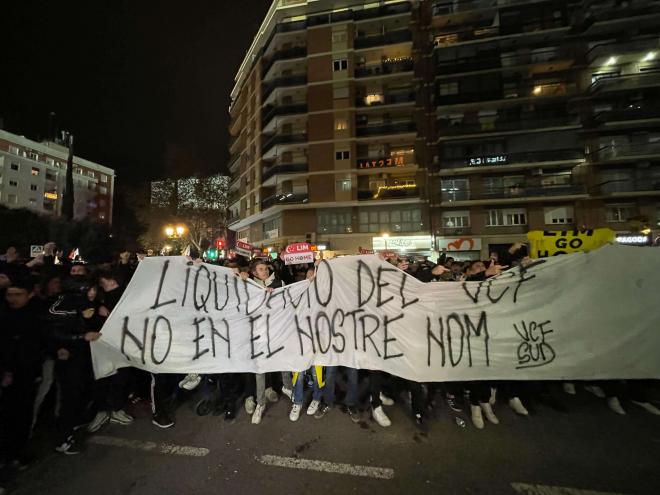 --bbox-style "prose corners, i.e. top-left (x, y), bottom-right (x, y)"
top-left (1, 240), bottom-right (659, 491)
